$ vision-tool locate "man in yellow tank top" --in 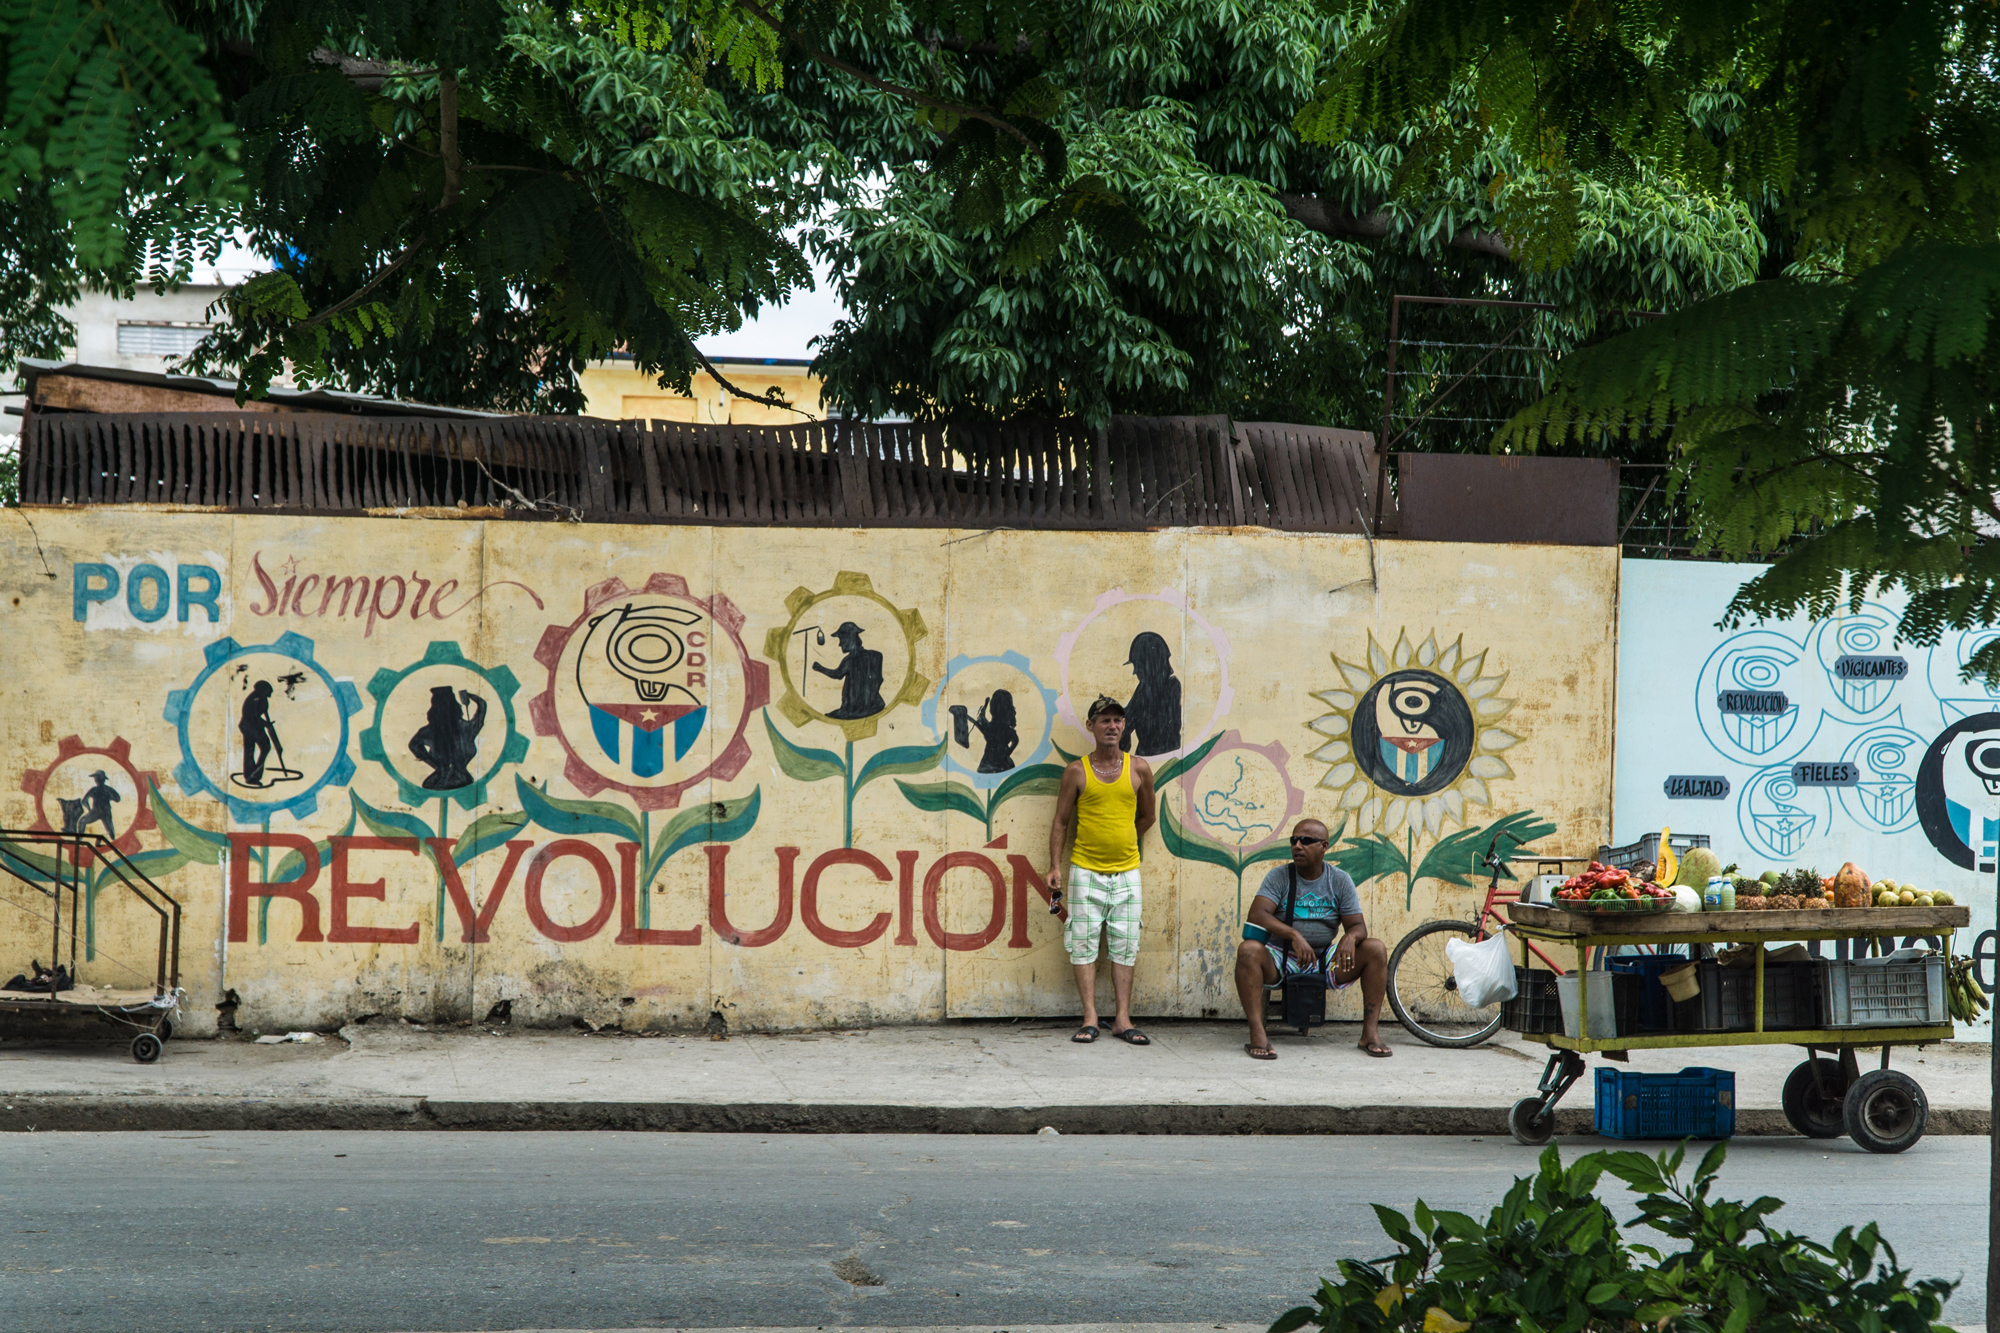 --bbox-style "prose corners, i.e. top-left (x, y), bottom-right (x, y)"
top-left (1045, 696), bottom-right (1158, 1044)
